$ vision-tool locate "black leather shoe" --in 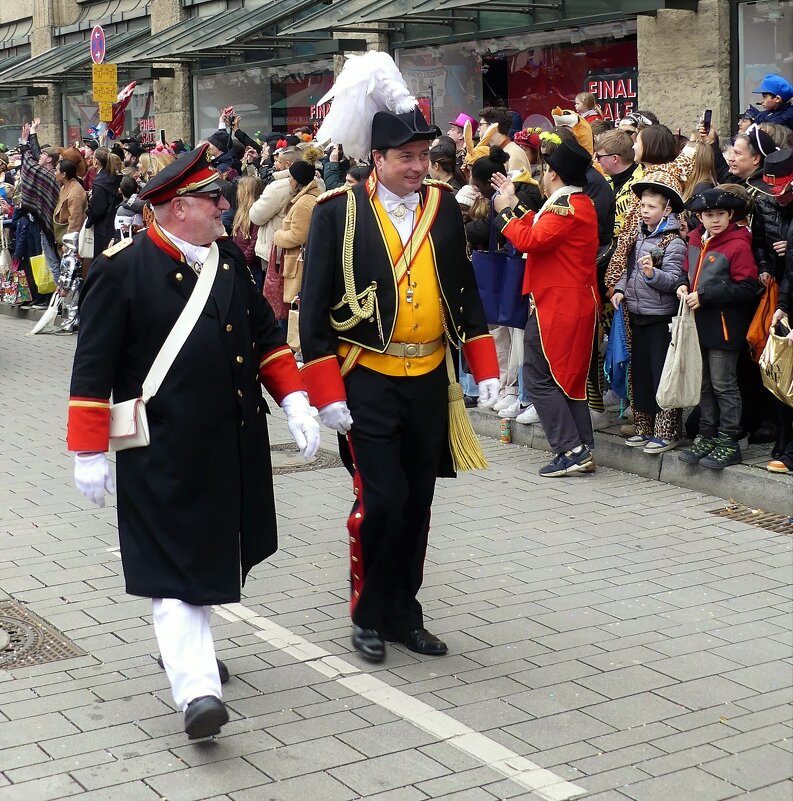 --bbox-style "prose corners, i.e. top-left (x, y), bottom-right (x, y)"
top-left (184, 695), bottom-right (229, 739)
top-left (397, 628), bottom-right (448, 656)
top-left (157, 655), bottom-right (230, 684)
top-left (351, 625), bottom-right (385, 662)
top-left (464, 395), bottom-right (477, 408)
